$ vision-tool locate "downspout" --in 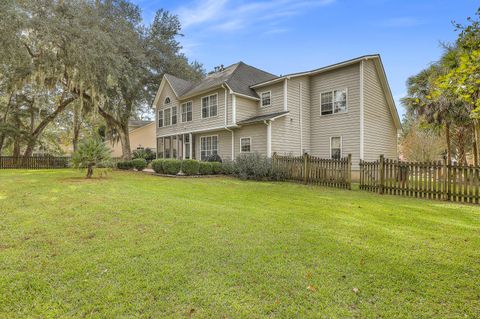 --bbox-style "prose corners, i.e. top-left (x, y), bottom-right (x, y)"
top-left (222, 84), bottom-right (228, 126)
top-left (283, 78), bottom-right (289, 111)
top-left (223, 84), bottom-right (236, 160)
top-left (225, 127), bottom-right (235, 160)
top-left (299, 81), bottom-right (303, 154)
top-left (359, 59), bottom-right (365, 160)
